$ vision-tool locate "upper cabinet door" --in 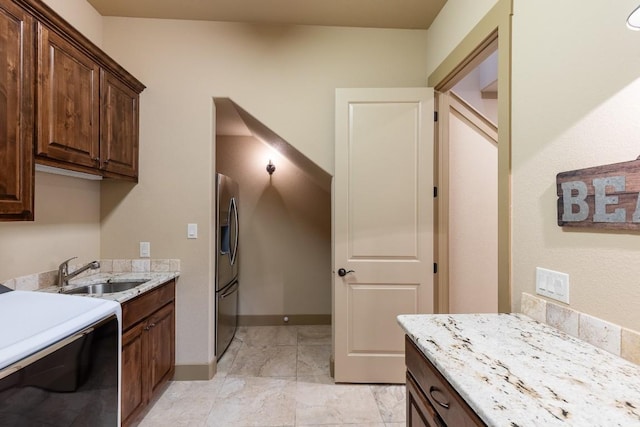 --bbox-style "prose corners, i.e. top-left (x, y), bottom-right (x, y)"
top-left (100, 70), bottom-right (139, 179)
top-left (36, 22), bottom-right (100, 170)
top-left (0, 1), bottom-right (34, 220)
